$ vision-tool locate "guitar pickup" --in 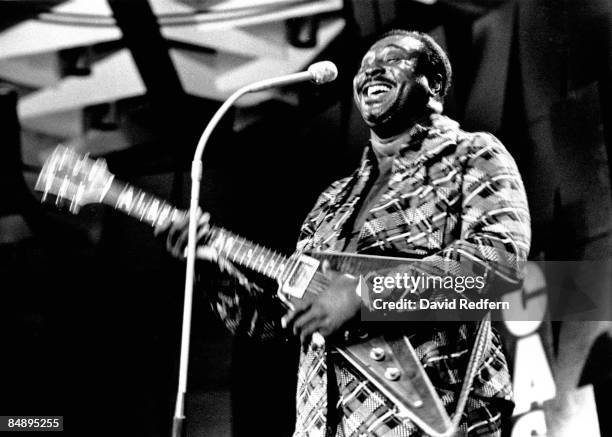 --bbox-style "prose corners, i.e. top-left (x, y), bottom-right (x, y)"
top-left (280, 254), bottom-right (320, 299)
